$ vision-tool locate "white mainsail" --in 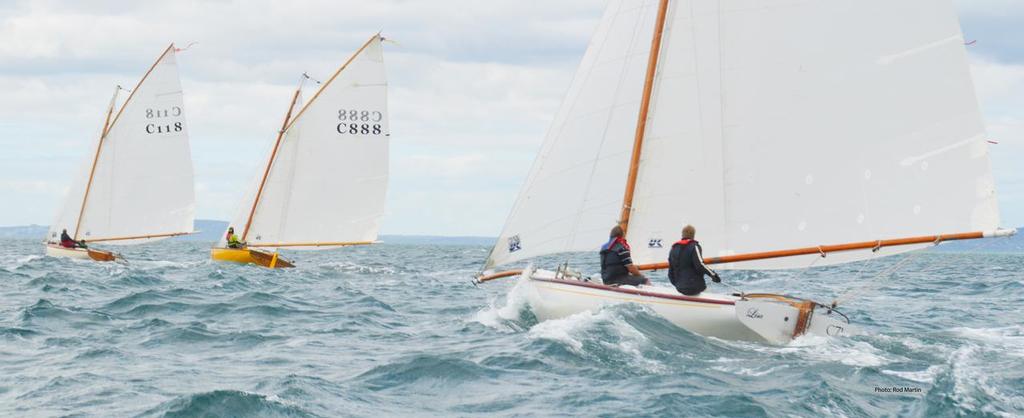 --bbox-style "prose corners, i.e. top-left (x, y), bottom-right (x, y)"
top-left (486, 0), bottom-right (1002, 271)
top-left (47, 45), bottom-right (195, 246)
top-left (224, 35), bottom-right (389, 249)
